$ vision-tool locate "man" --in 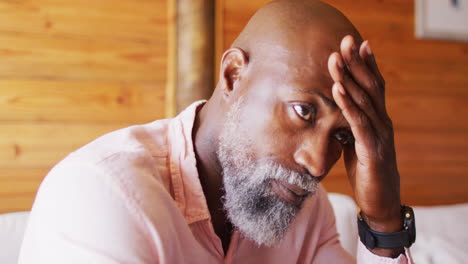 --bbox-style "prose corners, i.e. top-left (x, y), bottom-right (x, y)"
top-left (19, 0), bottom-right (415, 263)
